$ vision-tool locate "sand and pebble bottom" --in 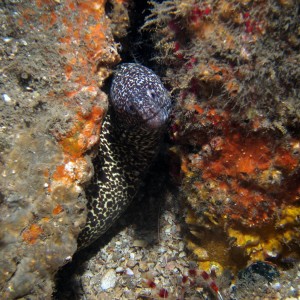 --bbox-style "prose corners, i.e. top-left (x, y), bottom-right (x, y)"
top-left (55, 181), bottom-right (300, 300)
